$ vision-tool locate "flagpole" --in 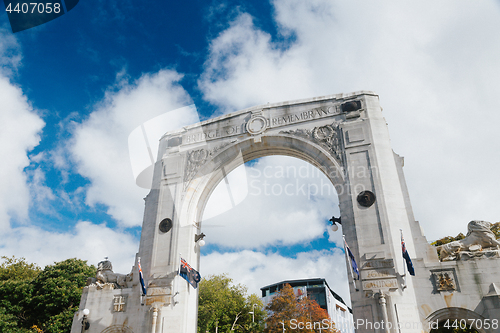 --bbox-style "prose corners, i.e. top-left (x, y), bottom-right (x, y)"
top-left (343, 235), bottom-right (358, 291)
top-left (179, 252), bottom-right (187, 289)
top-left (178, 253), bottom-right (181, 276)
